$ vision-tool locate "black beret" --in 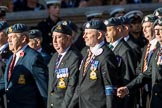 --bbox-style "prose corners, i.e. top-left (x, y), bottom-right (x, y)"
top-left (153, 8), bottom-right (162, 17)
top-left (104, 17), bottom-right (122, 26)
top-left (142, 14), bottom-right (158, 24)
top-left (84, 19), bottom-right (106, 31)
top-left (153, 18), bottom-right (162, 27)
top-left (58, 21), bottom-right (78, 32)
top-left (119, 16), bottom-right (130, 25)
top-left (29, 29), bottom-right (42, 39)
top-left (0, 21), bottom-right (8, 31)
top-left (109, 7), bottom-right (125, 17)
top-left (51, 22), bottom-right (72, 35)
top-left (6, 23), bottom-right (28, 34)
